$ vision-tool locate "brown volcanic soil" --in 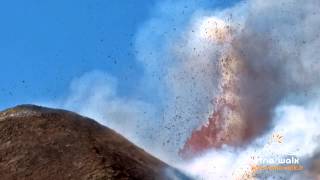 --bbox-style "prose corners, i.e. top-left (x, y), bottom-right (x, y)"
top-left (0, 105), bottom-right (190, 180)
